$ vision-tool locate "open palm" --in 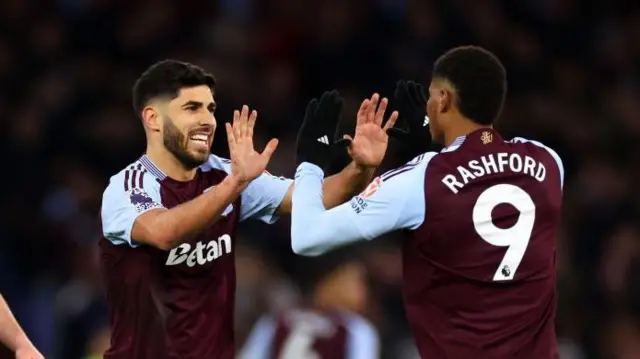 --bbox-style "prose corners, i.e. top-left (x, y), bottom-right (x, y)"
top-left (347, 94), bottom-right (398, 168)
top-left (225, 105), bottom-right (279, 184)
